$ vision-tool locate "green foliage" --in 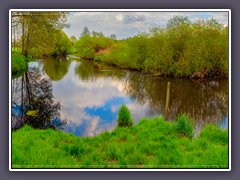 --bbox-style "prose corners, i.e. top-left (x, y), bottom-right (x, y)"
top-left (12, 52), bottom-right (27, 77)
top-left (167, 16), bottom-right (191, 29)
top-left (70, 36), bottom-right (77, 45)
top-left (43, 57), bottom-right (70, 81)
top-left (12, 116), bottom-right (228, 168)
top-left (199, 124), bottom-right (228, 145)
top-left (68, 47), bottom-right (78, 55)
top-left (29, 29), bottom-right (72, 57)
top-left (75, 35), bottom-right (95, 59)
top-left (12, 12), bottom-right (69, 57)
top-left (103, 41), bottom-right (131, 68)
top-left (101, 16), bottom-right (228, 78)
top-left (52, 31), bottom-right (72, 56)
top-left (117, 105), bottom-right (133, 127)
top-left (75, 35), bottom-right (114, 60)
top-left (93, 54), bottom-right (108, 62)
top-left (52, 30), bottom-right (72, 56)
top-left (81, 26), bottom-right (90, 36)
top-left (175, 114), bottom-right (194, 138)
top-left (110, 34), bottom-right (117, 40)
